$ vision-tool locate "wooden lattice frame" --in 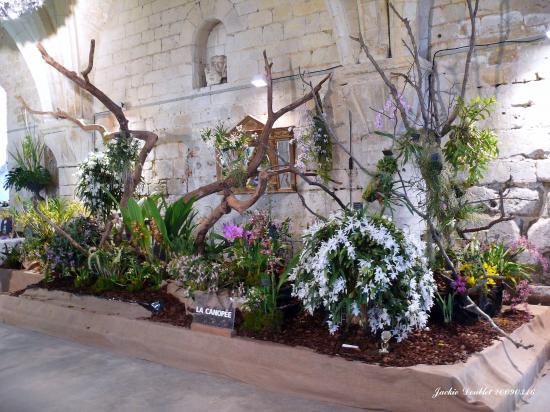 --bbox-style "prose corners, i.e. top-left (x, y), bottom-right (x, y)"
top-left (215, 116), bottom-right (297, 193)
